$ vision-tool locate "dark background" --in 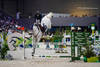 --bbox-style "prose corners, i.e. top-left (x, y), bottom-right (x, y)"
top-left (0, 0), bottom-right (100, 17)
